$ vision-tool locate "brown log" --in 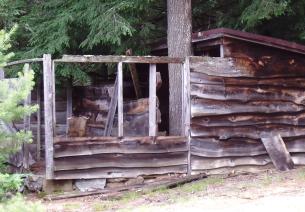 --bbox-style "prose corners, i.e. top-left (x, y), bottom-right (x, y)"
top-left (54, 152), bottom-right (187, 171)
top-left (190, 72), bottom-right (305, 88)
top-left (192, 164), bottom-right (275, 176)
top-left (191, 124), bottom-right (305, 139)
top-left (54, 142), bottom-right (188, 158)
top-left (191, 155), bottom-right (272, 170)
top-left (191, 99), bottom-right (305, 117)
top-left (192, 112), bottom-right (305, 127)
top-left (191, 137), bottom-right (305, 157)
top-left (261, 134), bottom-right (294, 171)
top-left (191, 83), bottom-right (305, 104)
top-left (54, 165), bottom-right (187, 179)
